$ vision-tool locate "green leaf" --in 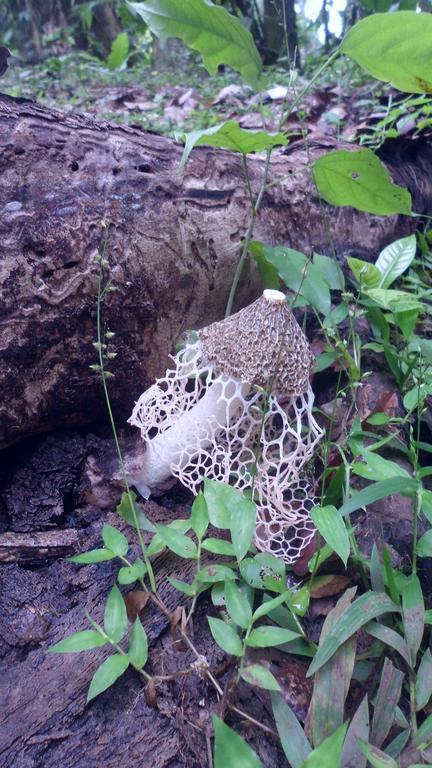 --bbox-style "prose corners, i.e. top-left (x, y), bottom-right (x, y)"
top-left (352, 451), bottom-right (410, 483)
top-left (87, 653), bottom-right (129, 703)
top-left (375, 235), bottom-right (417, 288)
top-left (357, 740), bottom-right (398, 768)
top-left (224, 580), bottom-right (252, 629)
top-left (347, 257), bottom-right (382, 289)
top-left (167, 576), bottom-right (198, 596)
top-left (204, 479), bottom-right (239, 529)
top-left (248, 240), bottom-right (280, 290)
top-left (213, 715), bottom-right (262, 768)
top-left (155, 524), bottom-right (198, 559)
top-left (402, 574), bottom-right (424, 666)
top-left (147, 519), bottom-right (190, 556)
top-left (341, 696), bottom-right (369, 768)
top-left (252, 591), bottom-right (291, 622)
top-left (190, 493), bottom-right (208, 541)
top-left (365, 288), bottom-right (423, 313)
top-left (313, 252), bottom-right (345, 290)
top-left (128, 617), bottom-right (148, 670)
top-left (341, 12), bottom-right (432, 94)
top-left (311, 505), bottom-right (350, 567)
top-left (414, 711), bottom-right (432, 747)
top-left (118, 558), bottom-right (146, 585)
top-left (102, 524), bottom-right (129, 557)
top-left (313, 148), bottom-right (411, 216)
top-left (196, 564), bottom-right (236, 583)
top-left (230, 495), bottom-right (256, 563)
top-left (177, 120), bottom-right (287, 168)
top-left (271, 693), bottom-right (311, 768)
top-left (208, 616), bottom-right (242, 656)
top-left (104, 585), bottom-right (127, 643)
top-left (68, 548), bottom-right (115, 564)
top-left (307, 592), bottom-right (399, 676)
top-left (370, 658), bottom-right (403, 748)
top-left (300, 723), bottom-right (348, 768)
top-left (127, 0), bottom-right (262, 86)
top-left (416, 529), bottom-right (432, 557)
top-left (107, 31), bottom-right (129, 69)
top-left (240, 553), bottom-right (285, 591)
top-left (241, 664), bottom-right (280, 691)
top-left (201, 537), bottom-right (235, 556)
top-left (364, 621), bottom-right (411, 667)
top-left (339, 477), bottom-right (419, 517)
top-left (262, 245), bottom-right (331, 315)
top-left (48, 629), bottom-right (107, 653)
top-left (246, 626), bottom-right (300, 648)
top-left (415, 648), bottom-right (432, 710)
top-left (117, 491), bottom-right (156, 533)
